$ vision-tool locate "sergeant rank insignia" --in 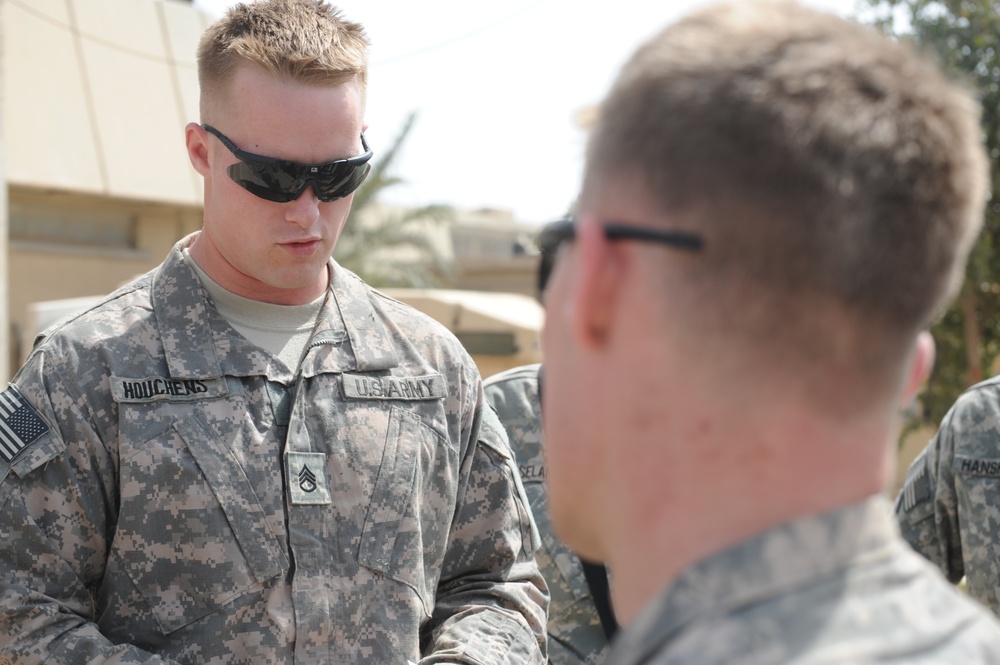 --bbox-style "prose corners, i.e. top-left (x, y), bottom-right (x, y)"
top-left (285, 451), bottom-right (332, 505)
